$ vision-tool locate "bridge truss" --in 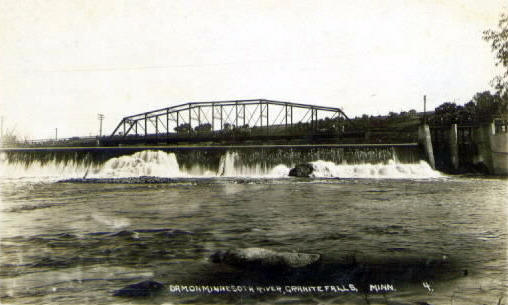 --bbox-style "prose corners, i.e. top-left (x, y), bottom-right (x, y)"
top-left (110, 99), bottom-right (350, 139)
